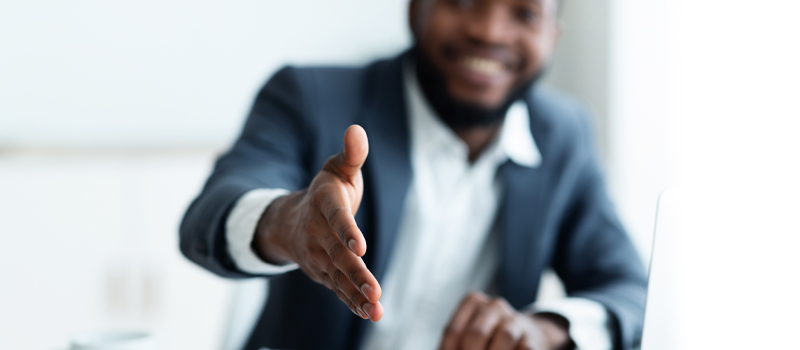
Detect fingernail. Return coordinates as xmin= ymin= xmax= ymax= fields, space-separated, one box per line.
xmin=361 ymin=283 xmax=373 ymax=298
xmin=348 ymin=239 xmax=357 ymax=252
xmin=362 ymin=303 xmax=375 ymax=318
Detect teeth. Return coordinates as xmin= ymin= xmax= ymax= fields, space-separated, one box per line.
xmin=459 ymin=56 xmax=504 ymax=75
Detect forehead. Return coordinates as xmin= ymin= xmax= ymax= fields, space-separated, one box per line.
xmin=419 ymin=0 xmax=559 ymax=14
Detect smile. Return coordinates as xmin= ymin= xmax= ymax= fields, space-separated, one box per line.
xmin=458 ymin=55 xmax=506 ymax=76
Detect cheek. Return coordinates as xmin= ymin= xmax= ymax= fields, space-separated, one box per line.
xmin=420 ymin=13 xmax=457 ymax=54
xmin=517 ymin=39 xmax=552 ymax=82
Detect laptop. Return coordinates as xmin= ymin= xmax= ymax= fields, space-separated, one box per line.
xmin=639 ymin=187 xmax=800 ymax=349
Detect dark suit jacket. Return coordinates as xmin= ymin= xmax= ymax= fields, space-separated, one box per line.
xmin=180 ymin=52 xmax=647 ymax=350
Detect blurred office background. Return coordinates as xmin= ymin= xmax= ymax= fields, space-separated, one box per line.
xmin=1 ymin=0 xmax=798 ymax=349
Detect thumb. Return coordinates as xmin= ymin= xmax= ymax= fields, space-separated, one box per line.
xmin=327 ymin=124 xmax=369 ymax=180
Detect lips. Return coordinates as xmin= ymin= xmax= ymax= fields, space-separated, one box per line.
xmin=434 ymin=43 xmax=519 ymax=91
xmin=458 ymin=55 xmax=505 ymax=75
xmin=448 ymin=53 xmax=515 ymax=89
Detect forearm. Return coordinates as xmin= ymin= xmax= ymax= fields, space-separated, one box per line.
xmin=179 ymin=176 xmax=261 ymax=278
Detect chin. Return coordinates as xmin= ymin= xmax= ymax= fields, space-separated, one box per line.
xmin=446 ymin=86 xmax=508 ymax=110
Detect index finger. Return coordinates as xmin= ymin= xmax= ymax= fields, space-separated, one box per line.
xmin=317 ymin=225 xmax=382 ymax=303
xmin=317 ymin=185 xmax=367 ymax=256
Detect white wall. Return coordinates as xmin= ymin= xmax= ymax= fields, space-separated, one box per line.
xmin=0 ymin=0 xmax=410 ymax=149
xmin=606 ymin=0 xmax=678 ymax=261
xmin=543 ymin=0 xmax=612 ymax=163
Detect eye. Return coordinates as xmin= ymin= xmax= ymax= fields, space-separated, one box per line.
xmin=448 ymin=0 xmax=473 ymax=8
xmin=516 ymin=8 xmax=540 ymax=23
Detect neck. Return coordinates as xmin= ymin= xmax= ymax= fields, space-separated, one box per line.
xmin=452 ymin=121 xmax=503 ymax=163
xmin=410 ymin=47 xmax=539 ymax=163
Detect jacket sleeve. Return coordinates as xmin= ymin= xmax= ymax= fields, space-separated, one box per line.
xmin=179 ymin=66 xmax=312 ymax=279
xmin=552 ymin=109 xmax=648 ymax=350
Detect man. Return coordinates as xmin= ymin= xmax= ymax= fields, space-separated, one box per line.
xmin=180 ymin=0 xmax=647 ymax=349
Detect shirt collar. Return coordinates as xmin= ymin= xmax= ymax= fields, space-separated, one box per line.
xmin=402 ymin=60 xmax=542 ymax=168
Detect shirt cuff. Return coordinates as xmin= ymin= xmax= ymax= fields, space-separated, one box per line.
xmin=225 ymin=188 xmax=299 ymax=275
xmin=527 ymin=297 xmax=612 ymax=350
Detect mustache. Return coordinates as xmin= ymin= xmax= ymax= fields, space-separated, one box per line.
xmin=441 ymin=41 xmax=524 ymax=72
xmin=411 ymin=46 xmax=540 ymax=130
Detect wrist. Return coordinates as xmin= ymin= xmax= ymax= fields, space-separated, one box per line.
xmin=253 ymin=191 xmax=299 ymax=265
xmin=532 ymin=313 xmax=575 ymax=350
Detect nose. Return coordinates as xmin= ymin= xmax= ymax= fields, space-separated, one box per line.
xmin=463 ymin=4 xmax=513 ymax=46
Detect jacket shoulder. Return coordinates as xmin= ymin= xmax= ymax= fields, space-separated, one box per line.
xmin=527 ymin=86 xmax=600 ymax=169
xmin=278 ymin=55 xmax=401 ymax=98
xmin=278 ymin=62 xmax=373 ymax=98
xmin=262 ymin=59 xmax=396 ymax=170
xmin=530 ymin=86 xmax=593 ymax=134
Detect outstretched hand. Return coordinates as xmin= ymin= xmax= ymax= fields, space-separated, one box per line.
xmin=253 ymin=125 xmax=383 ymax=321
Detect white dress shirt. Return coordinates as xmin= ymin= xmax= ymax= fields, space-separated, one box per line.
xmin=225 ymin=62 xmax=612 ymax=350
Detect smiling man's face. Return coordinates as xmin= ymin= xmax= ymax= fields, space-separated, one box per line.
xmin=411 ymin=0 xmax=560 ymax=110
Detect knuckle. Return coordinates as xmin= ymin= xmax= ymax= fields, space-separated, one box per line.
xmin=347 ymin=269 xmax=360 ymax=285
xmin=327 ymin=240 xmax=341 ymax=262
xmin=327 ymin=206 xmax=348 ymax=227
xmin=335 ymin=289 xmax=348 ymax=303
xmin=318 ymin=270 xmax=330 ymax=281
xmin=331 ymin=269 xmax=344 ymax=288
xmin=465 ymin=327 xmax=488 ymax=341
xmin=444 ymin=325 xmax=460 ymax=337
xmin=497 ymin=325 xmax=515 ymax=341
xmin=493 ymin=297 xmax=514 ymax=313
xmin=467 ymin=291 xmax=485 ymax=302
xmin=489 ymin=297 xmax=507 ymax=310
xmin=324 ymin=261 xmax=336 ymax=275
xmin=352 ymin=291 xmax=366 ymax=305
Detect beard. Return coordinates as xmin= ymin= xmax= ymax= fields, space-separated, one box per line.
xmin=412 ymin=46 xmax=542 ymax=130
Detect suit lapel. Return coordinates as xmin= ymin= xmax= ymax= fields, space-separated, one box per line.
xmin=496 ymin=162 xmax=544 ymax=309
xmin=496 ymin=95 xmax=552 ymax=309
xmin=360 ymin=55 xmax=412 ymax=283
